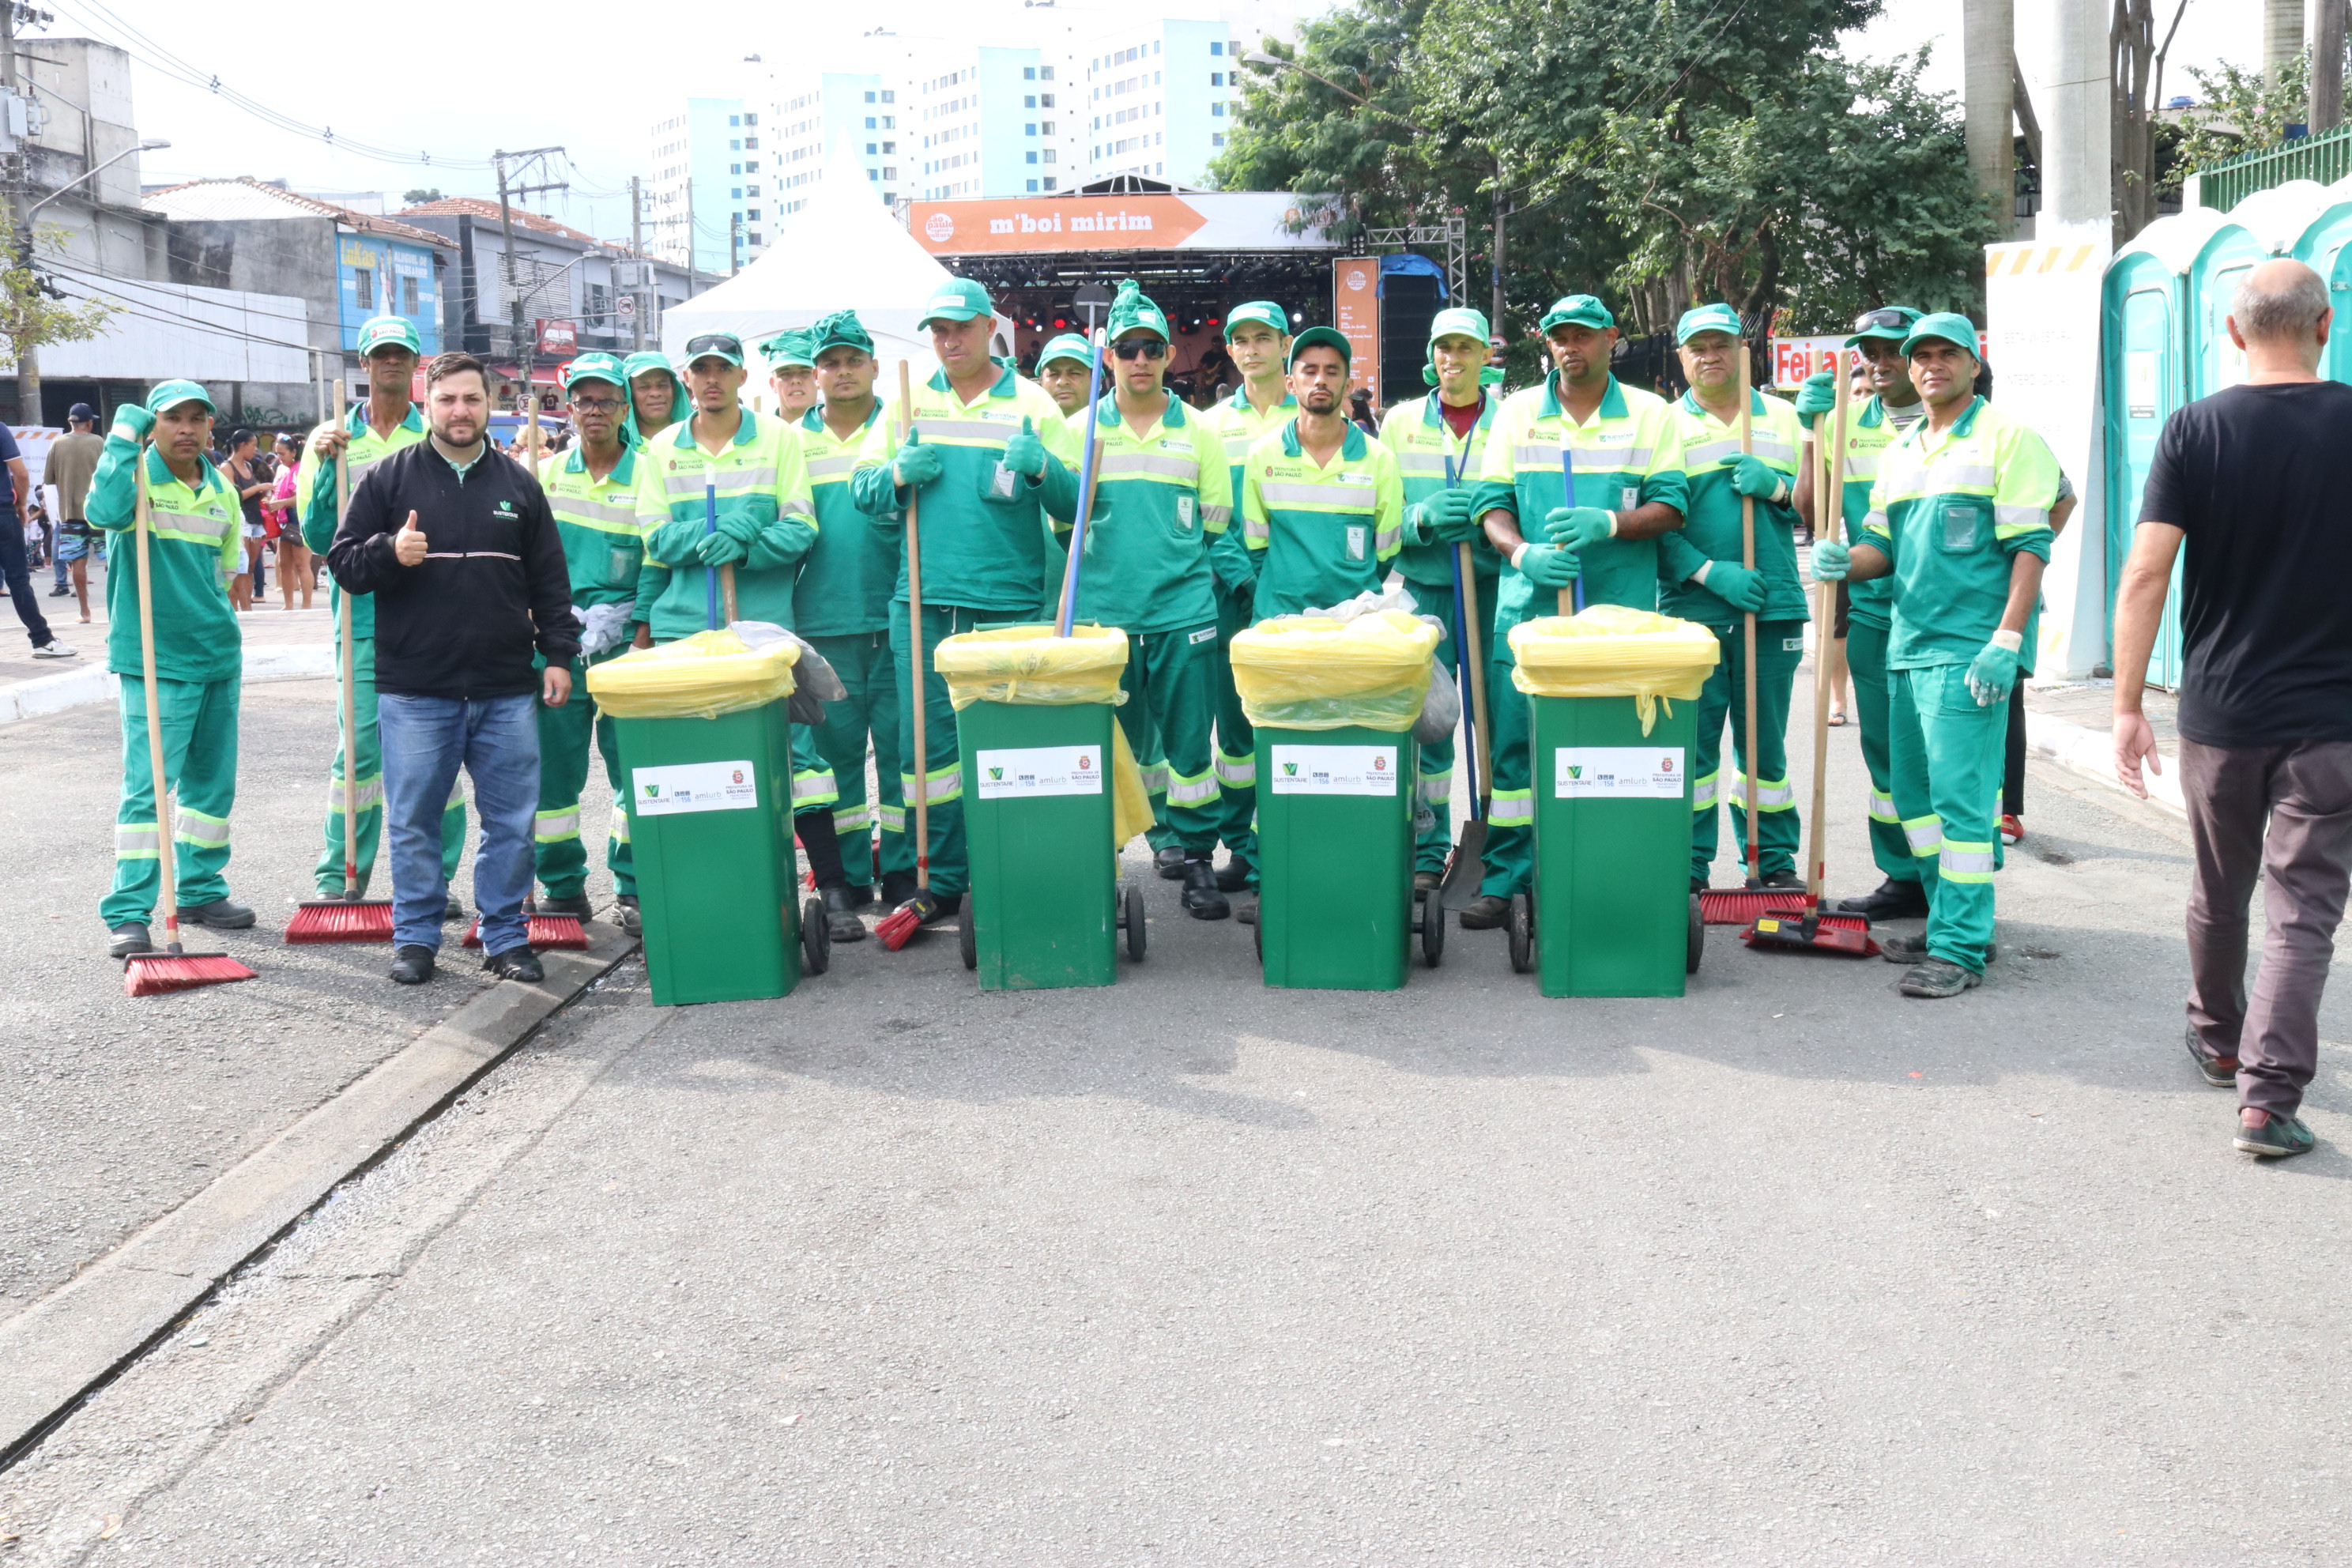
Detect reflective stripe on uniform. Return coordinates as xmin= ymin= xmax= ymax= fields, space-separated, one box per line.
xmin=1488 ymin=787 xmax=1533 ymax=827
xmin=149 ymin=506 xmax=233 ymax=541
xmin=663 ymin=466 xmax=781 ymax=496
xmin=877 ymin=802 xmax=908 ymax=833
xmin=1215 ymin=748 xmax=1256 ymax=788
xmin=1416 ymin=764 xmax=1452 ymax=804
xmin=1394 ymin=451 xmax=1449 ymax=475
xmin=1868 ymin=787 xmax=1898 ymax=824
xmin=1261 ymin=481 xmax=1375 ymax=509
xmin=1167 ymin=767 xmax=1220 ymax=806
xmin=174 ymin=807 xmax=231 ymax=847
xmin=1684 ymin=435 xmax=1797 ymax=468
xmin=1940 ymin=839 xmax=1996 ymax=881
xmin=1993 ymin=503 xmax=2049 ymax=536
xmin=912 ymin=418 xmax=1010 ymax=443
xmin=1242 ymin=517 xmax=1270 ymax=542
xmin=833 ymin=803 xmax=873 ymax=834
xmin=115 ymin=821 xmax=160 ymax=859
xmin=1201 ymin=504 xmax=1231 ymax=526
xmin=1098 ymin=451 xmax=1199 ymax=481
xmin=326 ymin=775 xmax=387 ymax=813
xmin=447 ymin=782 xmax=467 ymax=811
xmin=791 ymin=768 xmax=840 ymax=808
xmin=1690 ymin=769 xmax=1721 ymax=811
xmin=1729 ymin=770 xmax=1796 ymax=810
xmin=550 ymin=496 xmax=643 ymax=533
xmin=1136 ymin=760 xmax=1170 ymax=795
xmin=806 ymin=454 xmax=861 ymax=479
xmin=1903 ymin=812 xmax=1943 ymax=856
xmin=1512 ymin=443 xmax=1652 ymax=470
xmin=898 ymin=764 xmax=963 ymax=805
xmin=534 ymin=806 xmax=582 ymax=843
xmin=609 ymin=794 xmax=631 ymax=843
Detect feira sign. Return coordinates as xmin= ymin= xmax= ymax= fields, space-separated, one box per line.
xmin=910 ymin=192 xmax=1340 ymax=256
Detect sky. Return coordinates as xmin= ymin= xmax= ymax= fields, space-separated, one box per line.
xmin=71 ymin=0 xmax=2268 ymax=238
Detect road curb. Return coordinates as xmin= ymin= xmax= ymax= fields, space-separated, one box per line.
xmin=0 ymin=925 xmax=637 ymax=1468
xmin=0 ymin=643 xmax=334 ymax=725
xmin=2024 ymin=704 xmax=2184 ymax=817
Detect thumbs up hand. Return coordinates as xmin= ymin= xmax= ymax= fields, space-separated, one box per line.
xmin=1002 ymin=414 xmax=1050 ymax=479
xmin=394 ymin=511 xmax=428 ymax=567
xmin=891 ymin=429 xmax=942 ymax=490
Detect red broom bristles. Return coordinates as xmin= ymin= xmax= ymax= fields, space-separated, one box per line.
xmin=124 ymin=950 xmax=257 ymax=996
xmin=875 ymin=903 xmax=922 ymax=951
xmin=284 ymin=896 xmax=395 ymax=944
xmin=461 ymin=914 xmax=589 ymax=950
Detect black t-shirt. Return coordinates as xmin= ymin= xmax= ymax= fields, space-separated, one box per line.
xmin=2139 ymin=380 xmax=2352 ymax=748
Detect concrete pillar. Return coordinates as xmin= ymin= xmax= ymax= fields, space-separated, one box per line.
xmin=2267 ymin=0 xmax=2305 ymax=89
xmin=2040 ymin=0 xmax=2113 ymax=239
xmin=1964 ymin=0 xmax=2016 ymax=239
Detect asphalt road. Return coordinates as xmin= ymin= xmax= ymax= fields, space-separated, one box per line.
xmin=5 ymin=676 xmax=2347 ymax=1563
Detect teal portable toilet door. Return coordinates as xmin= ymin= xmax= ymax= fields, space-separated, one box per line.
xmin=2331 ymin=240 xmax=2352 ymax=383
xmin=2111 ymin=283 xmax=2188 ymax=688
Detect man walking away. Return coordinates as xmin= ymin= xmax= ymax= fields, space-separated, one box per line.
xmin=328 ymin=352 xmax=581 ymax=987
xmin=2116 ymin=258 xmax=2352 ymax=1159
xmin=0 ymin=394 xmax=70 ymax=658
xmin=46 ymin=404 xmax=102 ymax=609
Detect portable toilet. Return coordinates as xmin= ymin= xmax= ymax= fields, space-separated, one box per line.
xmin=2190 ymin=182 xmax=2331 ymax=399
xmin=2101 ymin=205 xmax=2226 ymax=689
xmin=2292 ymin=175 xmax=2352 ymax=383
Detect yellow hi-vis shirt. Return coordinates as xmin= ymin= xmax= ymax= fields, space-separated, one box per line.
xmin=1238 ymin=417 xmax=1406 ymax=619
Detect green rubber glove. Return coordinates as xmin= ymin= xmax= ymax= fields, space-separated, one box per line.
xmin=1793 ymin=370 xmax=1837 ymax=430
xmin=111 ymin=403 xmax=156 ymax=444
xmin=694 ymin=530 xmax=747 ymax=567
xmin=891 ymin=430 xmax=942 ymax=490
xmin=1421 ymin=486 xmax=1479 ymax=542
xmin=717 ymin=509 xmax=763 ymax=546
xmin=1730 ymin=456 xmax=1788 ymax=504
xmin=1001 ymin=415 xmax=1049 ymax=479
xmin=1517 ymin=542 xmax=1581 ymax=588
xmin=1966 ymin=637 xmax=2021 ymax=707
xmin=1703 ymin=560 xmax=1766 ymax=612
xmin=1809 ymin=539 xmax=1851 ymax=582
xmin=1540 ymin=505 xmax=1614 ymax=551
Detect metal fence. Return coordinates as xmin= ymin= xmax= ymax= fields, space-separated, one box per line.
xmin=2195 ymin=123 xmax=2352 ymax=210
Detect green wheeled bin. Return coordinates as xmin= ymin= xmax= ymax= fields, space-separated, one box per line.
xmin=1231 ymin=610 xmax=1445 ymax=991
xmin=1506 ymin=608 xmax=1722 ymax=998
xmin=590 ymin=632 xmax=829 ymax=1006
xmin=937 ymin=624 xmax=1145 ymax=990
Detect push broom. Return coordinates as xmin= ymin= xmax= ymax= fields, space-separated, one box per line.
xmin=876 ymin=360 xmax=938 ymax=949
xmin=124 ymin=456 xmax=257 ymax=996
xmin=463 ymin=394 xmax=587 ymax=951
xmin=1438 ymin=453 xmax=1494 ymax=909
xmin=1747 ymin=353 xmax=1875 ymax=955
xmin=286 ymin=408 xmax=394 ymax=943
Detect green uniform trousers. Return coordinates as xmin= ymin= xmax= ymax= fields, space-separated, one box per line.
xmin=805 ymin=631 xmax=912 ymax=888
xmin=1400 ymin=575 xmax=1497 ymax=876
xmin=1478 ymin=631 xmax=1536 ymax=899
xmin=1210 ymin=579 xmax=1258 ymax=873
xmin=532 ymin=646 xmax=632 ymax=902
xmin=1114 ymin=623 xmax=1223 ymax=855
xmin=104 ymin=674 xmax=239 ymax=927
xmin=318 ymin=635 xmax=464 ymax=897
xmin=892 ymin=602 xmax=1015 ymax=899
xmin=1691 ymin=619 xmax=1804 ymax=883
xmin=1845 ymin=618 xmax=1920 ymax=886
xmin=1140 ymin=718 xmax=1180 ymax=853
xmin=1889 ymin=662 xmax=2004 ymax=972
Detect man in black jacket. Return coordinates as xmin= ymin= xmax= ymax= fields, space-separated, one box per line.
xmin=329 ymin=352 xmax=581 ymax=985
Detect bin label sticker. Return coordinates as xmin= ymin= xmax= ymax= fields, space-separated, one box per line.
xmin=1268 ymin=744 xmax=1400 ymax=796
xmin=1553 ymin=746 xmax=1686 ymax=800
xmin=632 ymin=760 xmax=760 ymax=816
xmin=974 ymin=745 xmax=1102 ymax=798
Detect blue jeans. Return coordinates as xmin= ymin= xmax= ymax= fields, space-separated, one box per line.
xmin=377 ymin=692 xmax=541 ymax=953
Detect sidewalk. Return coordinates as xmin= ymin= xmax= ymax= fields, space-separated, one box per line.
xmin=2023 ymin=677 xmax=2184 ymax=816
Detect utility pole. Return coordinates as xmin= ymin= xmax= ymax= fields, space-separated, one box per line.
xmin=1489 ymin=163 xmax=1507 ymax=349
xmin=2316 ymin=0 xmax=2347 ymax=134
xmin=628 ymin=175 xmax=645 ymax=352
xmin=2 ymin=0 xmax=38 ymax=424
xmin=685 ymin=179 xmax=699 ymax=298
xmin=1962 ymin=0 xmax=2015 ymax=240
xmin=2264 ymin=0 xmax=2305 ymax=90
xmin=493 ymin=146 xmax=567 ymax=421
xmin=730 ymin=211 xmax=742 ymax=277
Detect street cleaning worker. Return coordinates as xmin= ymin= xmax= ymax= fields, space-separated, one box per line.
xmin=1464 ymin=294 xmax=1688 ymax=929
xmin=1197 ymin=300 xmax=1301 ymax=891
xmin=631 ymin=331 xmax=857 ymax=904
xmin=1035 ymin=333 xmax=1095 ymax=416
xmin=1379 ymin=305 xmax=1503 ymax=895
xmin=793 ymin=309 xmax=914 ymax=937
xmin=1238 ymin=324 xmax=1405 ymax=614
xmin=622 ymin=350 xmax=686 ymax=447
xmin=89 ymin=383 xmax=253 ymax=958
xmin=850 ymin=277 xmax=1081 ymax=931
xmin=1057 ymin=279 xmax=1237 ymax=921
xmin=298 ymin=315 xmax=465 ymax=919
xmin=763 ymin=328 xmax=819 ymax=423
xmin=1656 ymin=303 xmax=1807 ymax=893
xmin=1793 ymin=305 xmax=1931 ymax=922
xmin=531 ymin=352 xmax=645 ymax=934
xmin=1810 ymin=311 xmax=2062 ymax=999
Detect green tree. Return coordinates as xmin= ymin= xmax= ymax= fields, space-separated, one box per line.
xmin=2169 ymin=55 xmax=2311 ymax=190
xmin=0 ymin=209 xmax=119 ymax=376
xmin=402 ymin=187 xmax=444 ymax=206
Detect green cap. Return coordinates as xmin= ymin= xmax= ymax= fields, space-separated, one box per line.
xmin=918 ymin=277 xmax=993 ymax=326
xmin=758 ymin=328 xmax=815 ymax=370
xmin=564 ymin=352 xmax=628 ymax=393
xmin=1539 ymin=294 xmax=1615 ymax=332
xmin=145 ymin=379 xmax=216 ymax=417
xmin=1427 ymin=306 xmax=1490 ymax=351
xmin=809 ymin=309 xmax=874 ymax=357
xmin=356 ymin=315 xmax=423 ymax=358
xmin=1902 ymin=311 xmax=1981 ymax=360
xmin=679 ymin=331 xmax=746 ymax=368
xmin=1845 ymin=305 xmax=1924 ymax=349
xmin=1675 ymin=303 xmax=1744 ymax=344
xmin=1037 ymin=332 xmax=1093 ymax=370
xmin=1106 ymin=277 xmax=1172 ymax=343
xmin=1224 ymin=300 xmax=1290 ymax=340
xmin=1287 ymin=325 xmax=1353 ymax=369
xmin=620 ymin=351 xmax=688 ymax=446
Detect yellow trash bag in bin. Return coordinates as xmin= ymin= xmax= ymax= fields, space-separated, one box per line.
xmin=933 ymin=623 xmax=1130 ymax=710
xmin=1507 ymin=605 xmax=1721 ymax=734
xmin=1229 ymin=609 xmax=1442 ymax=733
xmin=584 ymin=628 xmax=799 ymax=720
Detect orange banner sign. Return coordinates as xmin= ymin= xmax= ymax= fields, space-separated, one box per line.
xmin=1332 ymin=258 xmax=1380 ymax=396
xmin=914 ymin=196 xmax=1208 ymax=254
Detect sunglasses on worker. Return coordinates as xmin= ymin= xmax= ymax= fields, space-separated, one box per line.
xmin=1852 ymin=308 xmax=1913 ymax=332
xmin=684 ymin=334 xmax=742 ymax=358
xmin=1112 ymin=339 xmax=1167 ymax=361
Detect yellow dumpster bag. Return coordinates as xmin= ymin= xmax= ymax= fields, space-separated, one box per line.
xmin=1228 ymin=609 xmax=1442 ymax=733
xmin=583 ymin=628 xmax=799 ymax=720
xmin=1110 ymin=726 xmax=1155 ymax=847
xmin=1507 ymin=605 xmax=1721 ymax=734
xmin=933 ymin=623 xmax=1130 ymax=710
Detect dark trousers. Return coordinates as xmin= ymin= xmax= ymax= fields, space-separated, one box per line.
xmin=2003 ymin=684 xmax=2027 ymax=816
xmin=0 ymin=504 xmax=52 ymax=649
xmin=2181 ymin=738 xmax=2352 ymax=1118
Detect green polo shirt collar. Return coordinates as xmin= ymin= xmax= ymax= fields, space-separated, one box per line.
xmin=801 ymin=401 xmax=883 ymax=436
xmin=1278 ymin=416 xmax=1368 ymax=463
xmin=562 ymin=443 xmax=638 ymax=486
xmin=1539 ymin=371 xmax=1629 ymax=422
xmin=669 ymin=405 xmax=759 ymax=450
xmin=1227 ymin=386 xmax=1295 ymax=416
xmin=1095 ymin=390 xmax=1189 ymax=430
xmin=344 ymin=401 xmax=424 ymax=438
xmin=1675 ymin=387 xmax=1770 ymax=420
xmin=925 ymin=363 xmax=1021 ymax=401
xmin=143 ymin=445 xmax=225 ymax=496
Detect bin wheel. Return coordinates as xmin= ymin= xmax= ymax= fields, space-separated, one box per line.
xmin=1687 ymin=892 xmax=1704 ymax=974
xmin=959 ymin=904 xmax=978 ymax=971
xmin=1419 ymin=891 xmax=1446 ymax=968
xmin=1122 ymin=879 xmax=1147 ymax=962
xmin=800 ymin=895 xmax=830 ymax=977
xmin=1507 ymin=891 xmax=1535 ymax=974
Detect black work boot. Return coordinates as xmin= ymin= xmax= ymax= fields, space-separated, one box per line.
xmin=1215 ymin=857 xmax=1254 ymax=893
xmin=390 ymin=944 xmax=435 ymax=986
xmin=537 ymin=891 xmax=594 ymax=920
xmin=1838 ymin=876 xmax=1930 ymax=921
xmin=1459 ymin=894 xmax=1510 ymax=930
xmin=614 ymin=895 xmax=642 ymax=935
xmin=797 ymin=808 xmax=848 ymax=889
xmin=880 ymin=869 xmax=921 ymax=909
xmin=108 ymin=922 xmax=154 ymax=959
xmin=177 ymin=898 xmax=255 ymax=929
xmin=1180 ymin=857 xmax=1231 ymax=920
xmin=820 ymin=883 xmax=869 ymax=942
xmin=1154 ymin=845 xmax=1188 ymax=880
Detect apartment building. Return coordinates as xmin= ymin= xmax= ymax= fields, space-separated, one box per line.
xmin=644 ymin=96 xmax=764 ymax=277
